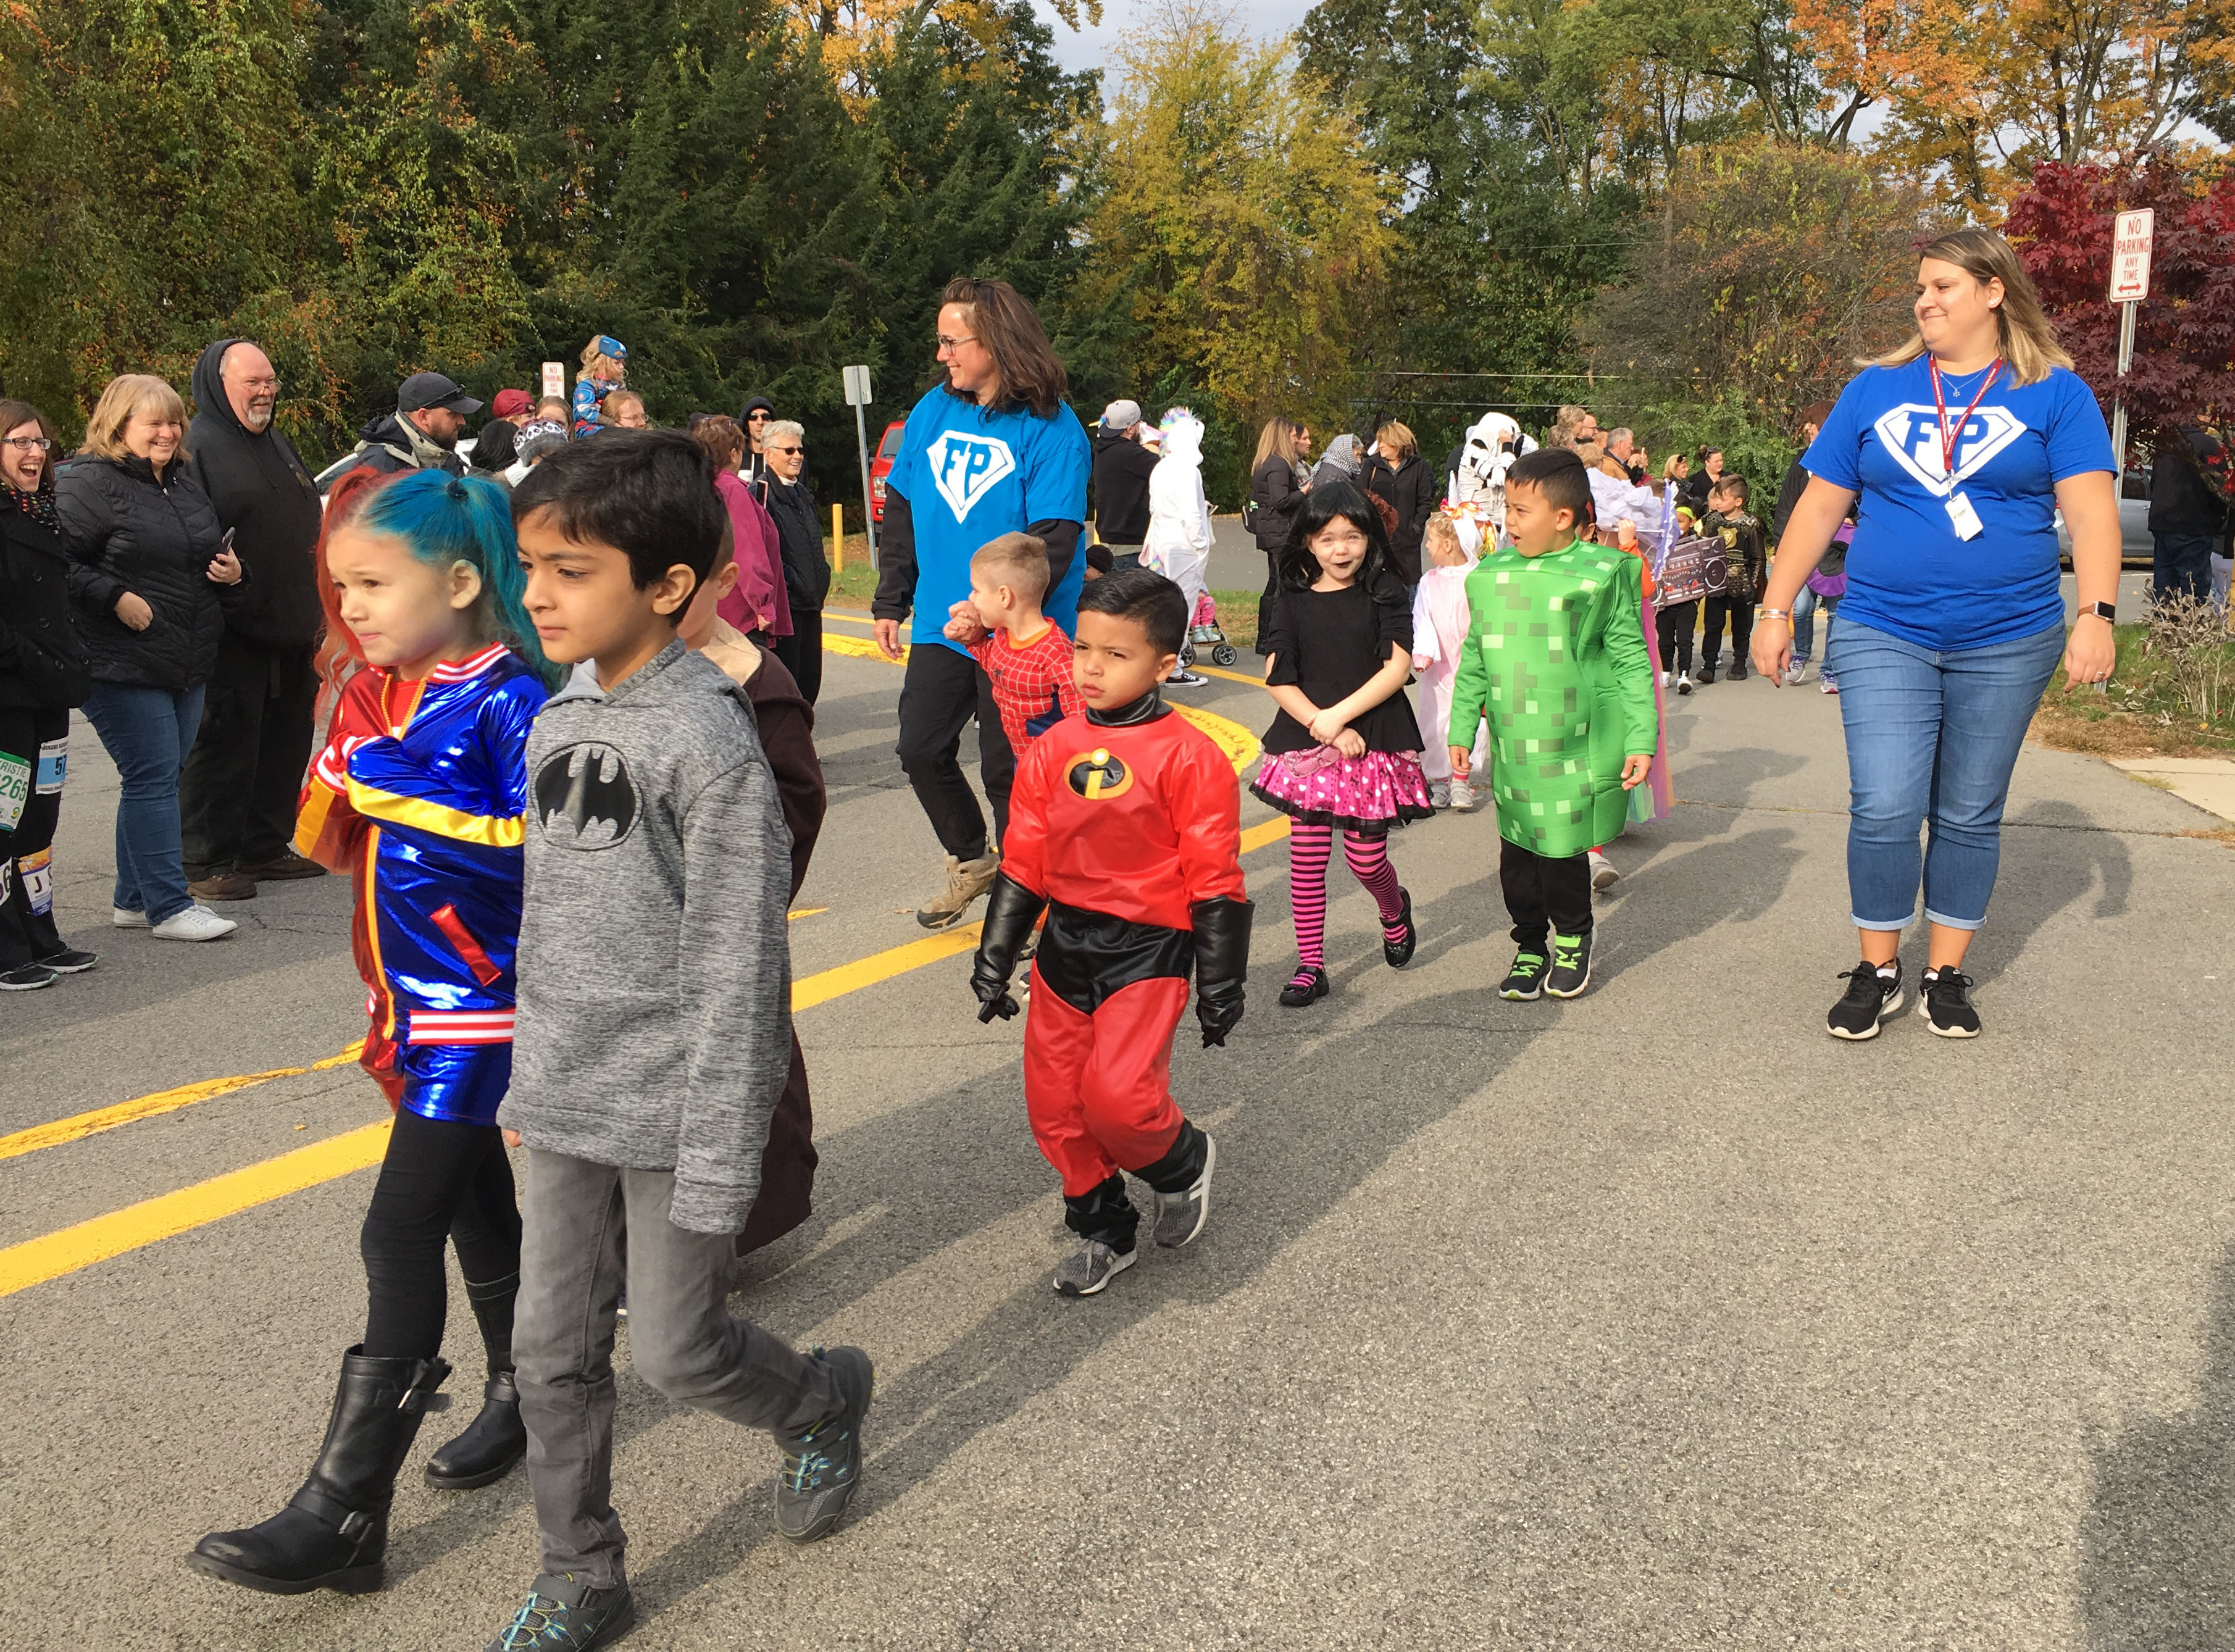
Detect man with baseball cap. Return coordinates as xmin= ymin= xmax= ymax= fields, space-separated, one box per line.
xmin=1090 ymin=398 xmax=1157 ymax=571
xmin=321 ymin=371 xmax=482 ymax=490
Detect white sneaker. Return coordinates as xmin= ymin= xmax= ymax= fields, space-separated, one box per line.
xmin=112 ymin=907 xmax=151 ymax=929
xmin=1676 ymin=671 xmax=1694 ymax=696
xmin=1448 ymin=778 xmax=1480 ymax=813
xmin=1589 ymin=849 xmax=1619 ymax=891
xmin=1783 ymin=661 xmax=1809 ymax=686
xmin=1658 ymin=670 xmax=1671 ymax=687
xmin=151 ymin=903 xmax=238 ymax=942
xmin=1429 ymin=779 xmax=1452 ymax=810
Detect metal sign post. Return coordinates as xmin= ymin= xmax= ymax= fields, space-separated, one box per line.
xmin=2107 ymin=208 xmax=2154 ymax=478
xmin=842 ymin=365 xmax=877 ymax=562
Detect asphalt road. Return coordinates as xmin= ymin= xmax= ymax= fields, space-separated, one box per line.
xmin=2 ymin=625 xmax=2231 ymax=1651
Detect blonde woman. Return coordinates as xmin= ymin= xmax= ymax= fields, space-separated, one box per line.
xmin=57 ymin=375 xmax=244 ymax=941
xmin=1363 ymin=419 xmax=1434 ymax=582
xmin=1755 ymin=227 xmax=2120 ymax=1040
xmin=1250 ymin=415 xmax=1313 ymax=649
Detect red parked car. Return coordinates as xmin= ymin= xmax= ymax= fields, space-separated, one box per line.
xmin=868 ymin=419 xmax=904 ymax=523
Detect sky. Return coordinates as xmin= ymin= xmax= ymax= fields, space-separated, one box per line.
xmin=1036 ymin=0 xmax=1316 ymax=75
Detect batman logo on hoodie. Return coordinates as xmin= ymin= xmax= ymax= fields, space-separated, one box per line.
xmin=535 ymin=742 xmax=640 ymax=848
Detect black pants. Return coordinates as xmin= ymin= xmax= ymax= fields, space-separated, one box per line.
xmin=1065 ymin=1119 xmax=1209 ymax=1253
xmin=0 ymin=706 xmax=70 ymax=970
xmin=773 ymin=607 xmax=824 ymax=705
xmin=1500 ymin=838 xmax=1594 ymax=951
xmin=1700 ymin=594 xmax=1755 ymax=670
xmin=1655 ymin=602 xmax=1698 ymax=675
xmin=1257 ymin=551 xmax=1281 ymax=654
xmin=895 ymin=638 xmax=1016 ymax=861
xmin=360 ymin=1107 xmax=522 ymax=1363
xmin=180 ymin=633 xmax=318 ymax=877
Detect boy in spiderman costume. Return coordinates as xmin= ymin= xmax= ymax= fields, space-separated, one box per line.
xmin=969 ymin=567 xmax=1252 ymax=1296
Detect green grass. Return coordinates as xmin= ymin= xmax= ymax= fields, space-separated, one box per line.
xmin=2029 ymin=620 xmax=2235 ymax=759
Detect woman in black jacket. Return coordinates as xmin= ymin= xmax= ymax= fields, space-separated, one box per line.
xmin=1363 ymin=420 xmax=1436 ymax=584
xmin=1249 ymin=416 xmax=1312 ymax=653
xmin=0 ymin=399 xmax=98 ymax=987
xmin=758 ymin=419 xmax=833 ymax=703
xmin=57 ymin=374 xmax=245 ymax=943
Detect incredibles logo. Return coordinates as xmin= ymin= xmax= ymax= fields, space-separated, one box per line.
xmin=1064 ymin=746 xmax=1135 ymax=801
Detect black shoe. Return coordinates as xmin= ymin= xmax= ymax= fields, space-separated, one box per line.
xmin=38 ymin=947 xmax=98 ymax=973
xmin=1498 ymin=950 xmax=1547 ymax=1000
xmin=0 ymin=962 xmax=57 ymax=990
xmin=425 ymin=1371 xmax=526 ymax=1490
xmin=1918 ymin=967 xmax=1981 ymax=1038
xmin=1826 ymin=960 xmax=1903 ymax=1040
xmin=1698 ymin=664 xmax=1718 ymax=685
xmin=487 ymin=1573 xmax=636 ymax=1651
xmin=1544 ymin=930 xmax=1594 ymax=998
xmin=1381 ymin=888 xmax=1416 ymax=968
xmin=774 ymin=1346 xmax=874 ymax=1543
xmin=1277 ymin=965 xmax=1328 ymax=1008
xmin=187 ymin=1349 xmax=449 ymax=1595
xmin=1729 ymin=662 xmax=1748 ymax=682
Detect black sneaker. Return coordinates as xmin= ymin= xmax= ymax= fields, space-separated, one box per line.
xmin=40 ymin=948 xmax=98 ymax=974
xmin=1498 ymin=951 xmax=1547 ymax=1000
xmin=1918 ymin=968 xmax=1981 ymax=1038
xmin=1278 ymin=965 xmax=1328 ymax=1008
xmin=1827 ymin=961 xmax=1903 ymax=1039
xmin=1381 ymin=888 xmax=1416 ymax=968
xmin=0 ymin=962 xmax=57 ymax=991
xmin=1544 ymin=930 xmax=1594 ymax=998
xmin=774 ymin=1346 xmax=874 ymax=1543
xmin=485 ymin=1573 xmax=635 ymax=1651
xmin=1698 ymin=664 xmax=1718 ymax=685
xmin=1728 ymin=662 xmax=1748 ymax=682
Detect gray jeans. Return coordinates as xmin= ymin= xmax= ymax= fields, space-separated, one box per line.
xmin=514 ymin=1148 xmax=840 ymax=1587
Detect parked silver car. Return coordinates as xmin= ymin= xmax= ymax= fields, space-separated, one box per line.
xmin=2057 ymin=464 xmax=2155 ymax=565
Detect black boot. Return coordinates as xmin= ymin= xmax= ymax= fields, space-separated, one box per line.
xmin=188 ymin=1348 xmax=449 ymax=1595
xmin=427 ymin=1274 xmax=527 ymax=1490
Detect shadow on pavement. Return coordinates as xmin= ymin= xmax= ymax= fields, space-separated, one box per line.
xmin=2078 ymin=1240 xmax=2235 ymax=1652
xmin=1968 ymin=798 xmax=2132 ymax=988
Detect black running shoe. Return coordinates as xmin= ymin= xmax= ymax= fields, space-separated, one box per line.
xmin=1382 ymin=889 xmax=1416 ymax=968
xmin=1544 ymin=930 xmax=1594 ymax=998
xmin=1918 ymin=968 xmax=1981 ymax=1038
xmin=1498 ymin=950 xmax=1547 ymax=1001
xmin=1827 ymin=960 xmax=1903 ymax=1040
xmin=1278 ymin=966 xmax=1328 ymax=1008
xmin=774 ymin=1346 xmax=874 ymax=1543
xmin=486 ymin=1573 xmax=635 ymax=1651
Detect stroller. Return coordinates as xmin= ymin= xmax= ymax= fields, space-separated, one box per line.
xmin=1183 ymin=589 xmax=1239 ymax=669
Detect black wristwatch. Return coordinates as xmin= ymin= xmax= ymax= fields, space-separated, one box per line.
xmin=2083 ymin=600 xmax=2116 ymax=623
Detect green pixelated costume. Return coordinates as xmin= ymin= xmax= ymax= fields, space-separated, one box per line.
xmin=1447 ymin=540 xmax=1660 ymax=859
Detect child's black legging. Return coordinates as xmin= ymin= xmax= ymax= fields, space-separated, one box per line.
xmin=359 ymin=1108 xmax=520 ymax=1362
xmin=1655 ymin=601 xmax=1698 ymax=674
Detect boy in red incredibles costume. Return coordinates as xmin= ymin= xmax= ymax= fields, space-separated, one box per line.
xmin=969 ymin=567 xmax=1251 ymax=1297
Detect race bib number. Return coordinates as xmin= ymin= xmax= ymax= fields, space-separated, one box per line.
xmin=35 ymin=735 xmax=65 ymax=793
xmin=0 ymin=751 xmax=28 ymax=833
xmin=19 ymin=846 xmax=51 ymax=914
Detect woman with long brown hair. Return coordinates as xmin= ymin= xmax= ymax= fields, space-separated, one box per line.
xmin=1249 ymin=415 xmax=1313 ymax=650
xmin=1754 ymin=227 xmax=2120 ymax=1040
xmin=869 ymin=275 xmax=1093 ymax=930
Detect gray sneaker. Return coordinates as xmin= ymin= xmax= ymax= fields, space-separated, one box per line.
xmin=773 ymin=1346 xmax=874 ymax=1543
xmin=1052 ymin=1240 xmax=1137 ymax=1297
xmin=915 ymin=852 xmax=1000 ymax=930
xmin=1151 ymin=1135 xmax=1216 ymax=1249
xmin=1783 ymin=660 xmax=1810 ymax=686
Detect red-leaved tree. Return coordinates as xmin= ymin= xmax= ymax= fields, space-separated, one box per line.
xmin=2004 ymin=159 xmax=2235 ymax=503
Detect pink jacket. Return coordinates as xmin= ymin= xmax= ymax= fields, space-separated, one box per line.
xmin=714 ymin=470 xmax=793 ymax=640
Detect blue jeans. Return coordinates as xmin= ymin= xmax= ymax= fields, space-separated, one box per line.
xmin=1829 ymin=618 xmax=2064 ymax=932
xmin=2152 ymin=532 xmax=2220 ymax=605
xmin=81 ymin=682 xmax=207 ymax=924
xmin=1792 ymin=583 xmax=1839 ymax=667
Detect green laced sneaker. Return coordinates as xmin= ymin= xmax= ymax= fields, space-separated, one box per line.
xmin=1498 ymin=951 xmax=1548 ymax=1001
xmin=1545 ymin=930 xmax=1594 ymax=998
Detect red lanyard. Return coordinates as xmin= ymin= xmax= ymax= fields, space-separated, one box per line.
xmin=1929 ymin=357 xmax=2001 ymax=478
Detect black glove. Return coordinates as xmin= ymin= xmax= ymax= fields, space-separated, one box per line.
xmin=1190 ymin=895 xmax=1253 ymax=1048
xmin=970 ymin=872 xmax=1046 ymax=1025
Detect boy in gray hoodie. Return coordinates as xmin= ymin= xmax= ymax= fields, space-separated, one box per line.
xmin=487 ymin=431 xmax=872 ymax=1652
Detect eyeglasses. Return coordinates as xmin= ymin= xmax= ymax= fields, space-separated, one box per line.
xmin=234 ymin=376 xmax=279 ymax=393
xmin=936 ymin=335 xmax=980 ymax=352
xmin=2 ymin=435 xmax=53 ymax=452
xmin=746 ymin=411 xmax=770 ymax=421
xmin=771 ymin=444 xmax=803 ymax=454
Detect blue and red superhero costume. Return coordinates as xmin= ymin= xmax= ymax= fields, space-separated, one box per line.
xmin=969 ymin=688 xmax=1252 ymax=1252
xmin=296 ymin=641 xmax=548 ymax=1122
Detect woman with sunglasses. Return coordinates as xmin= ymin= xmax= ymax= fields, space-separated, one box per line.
xmin=758 ymin=419 xmax=830 ymax=703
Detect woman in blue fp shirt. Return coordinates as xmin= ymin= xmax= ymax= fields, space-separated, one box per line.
xmin=1753 ymin=227 xmax=2121 ymax=1041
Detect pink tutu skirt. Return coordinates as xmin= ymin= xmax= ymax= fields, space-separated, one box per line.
xmin=1249 ymin=746 xmax=1435 ymax=832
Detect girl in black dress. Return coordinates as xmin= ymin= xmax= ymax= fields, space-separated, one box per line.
xmin=1251 ymin=480 xmax=1433 ymax=1009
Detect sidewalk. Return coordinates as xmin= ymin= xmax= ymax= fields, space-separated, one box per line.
xmin=2107 ymin=756 xmax=2235 ymax=823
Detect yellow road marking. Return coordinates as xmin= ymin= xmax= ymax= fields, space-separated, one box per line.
xmin=824 ymin=630 xmax=907 ymax=664
xmin=0 ymin=1042 xmax=367 ymax=1164
xmin=0 ymin=1120 xmax=393 ymax=1299
xmin=1240 ymin=817 xmax=1292 ymax=854
xmin=787 ymin=907 xmax=828 ymax=920
xmin=794 ymin=924 xmax=982 ymax=1012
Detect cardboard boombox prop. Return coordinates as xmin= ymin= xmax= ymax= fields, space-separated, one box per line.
xmin=1653 ymin=533 xmax=1729 ymax=608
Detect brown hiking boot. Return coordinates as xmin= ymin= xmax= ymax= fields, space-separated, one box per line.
xmin=188 ymin=870 xmax=258 ymax=901
xmin=914 ymin=852 xmax=1000 ymax=930
xmin=238 ymin=849 xmax=327 ymax=881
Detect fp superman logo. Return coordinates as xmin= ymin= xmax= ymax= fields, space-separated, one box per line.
xmin=1871 ymin=404 xmax=2027 ymax=496
xmin=926 ymin=432 xmax=1017 ymax=523
xmin=1064 ymin=747 xmax=1135 ymax=801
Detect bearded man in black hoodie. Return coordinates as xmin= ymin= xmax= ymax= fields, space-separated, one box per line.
xmin=178 ymin=340 xmax=329 ymax=898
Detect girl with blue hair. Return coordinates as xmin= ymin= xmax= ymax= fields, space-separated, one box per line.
xmin=190 ymin=469 xmax=558 ymax=1598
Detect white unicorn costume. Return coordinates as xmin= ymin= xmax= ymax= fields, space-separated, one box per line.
xmin=1142 ymin=408 xmax=1213 ymax=625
